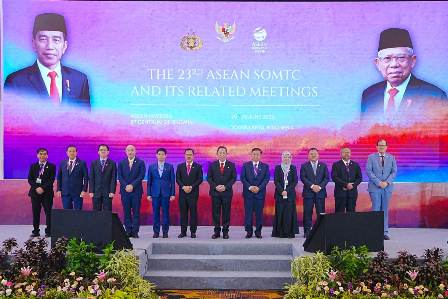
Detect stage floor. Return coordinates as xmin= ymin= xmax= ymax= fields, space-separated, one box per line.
xmin=0 ymin=225 xmax=447 ymax=258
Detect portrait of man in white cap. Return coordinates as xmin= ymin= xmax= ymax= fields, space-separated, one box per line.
xmin=4 ymin=13 xmax=90 ymax=109
xmin=361 ymin=28 xmax=446 ymax=122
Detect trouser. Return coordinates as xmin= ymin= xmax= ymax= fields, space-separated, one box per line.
xmin=152 ymin=196 xmax=170 ymax=234
xmin=62 ymin=194 xmax=83 ymax=210
xmin=31 ymin=196 xmax=53 ymax=234
xmin=212 ymin=194 xmax=232 ymax=234
xmin=121 ymin=193 xmax=142 ymax=234
xmin=93 ymin=194 xmax=112 ymax=211
xmin=335 ymin=192 xmax=357 ymax=213
xmin=369 ymin=190 xmax=392 ymax=235
xmin=303 ymin=195 xmax=325 ymax=233
xmin=244 ymin=196 xmax=265 ymax=233
xmin=179 ymin=196 xmax=198 ymax=234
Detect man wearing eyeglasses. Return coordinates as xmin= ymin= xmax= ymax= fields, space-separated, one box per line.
xmin=361 ymin=28 xmax=446 ymax=123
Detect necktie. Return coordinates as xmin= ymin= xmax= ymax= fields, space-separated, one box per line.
xmin=101 ymin=160 xmax=106 ymax=172
xmin=312 ymin=162 xmax=317 ymax=176
xmin=253 ymin=163 xmax=258 ymax=176
xmin=345 ymin=162 xmax=350 ymax=173
xmin=187 ymin=163 xmax=191 ymax=175
xmin=380 ymin=155 xmax=385 ymax=167
xmin=47 ymin=71 xmax=60 ymax=104
xmin=220 ymin=162 xmax=224 ymax=174
xmin=386 ymin=88 xmax=398 ymax=116
xmin=39 ymin=163 xmax=45 ymax=176
xmin=68 ymin=160 xmax=73 ymax=174
xmin=129 ymin=160 xmax=133 ymax=170
xmin=159 ymin=164 xmax=164 ymax=177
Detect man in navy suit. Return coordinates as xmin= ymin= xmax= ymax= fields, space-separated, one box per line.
xmin=176 ymin=148 xmax=203 ymax=238
xmin=57 ymin=145 xmax=89 ymax=210
xmin=361 ymin=28 xmax=446 ymax=123
xmin=207 ymin=146 xmax=237 ymax=239
xmin=300 ymin=148 xmax=329 ymax=238
xmin=240 ymin=148 xmax=270 ymax=238
xmin=331 ymin=147 xmax=363 ymax=213
xmin=147 ymin=148 xmax=176 ymax=238
xmin=117 ymin=145 xmax=146 ymax=238
xmin=28 ymin=148 xmax=56 ymax=238
xmin=89 ymin=144 xmax=117 ymax=211
xmin=4 ymin=13 xmax=90 ymax=109
xmin=366 ymin=139 xmax=397 ymax=240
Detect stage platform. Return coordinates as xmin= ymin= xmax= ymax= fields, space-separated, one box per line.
xmin=1 ymin=225 xmax=447 ymax=290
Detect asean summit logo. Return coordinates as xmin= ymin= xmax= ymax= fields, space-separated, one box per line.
xmin=252 ymin=27 xmax=268 ymax=54
xmin=215 ymin=21 xmax=236 ymax=43
xmin=180 ymin=32 xmax=203 ymax=51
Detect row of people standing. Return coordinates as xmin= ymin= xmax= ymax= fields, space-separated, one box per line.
xmin=27 ymin=140 xmax=396 ymax=241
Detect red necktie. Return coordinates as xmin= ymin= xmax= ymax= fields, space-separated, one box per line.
xmin=187 ymin=163 xmax=191 ymax=175
xmin=386 ymin=88 xmax=398 ymax=116
xmin=220 ymin=162 xmax=224 ymax=174
xmin=47 ymin=71 xmax=60 ymax=104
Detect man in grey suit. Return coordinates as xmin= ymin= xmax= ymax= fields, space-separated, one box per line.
xmin=366 ymin=139 xmax=397 ymax=240
xmin=89 ymin=144 xmax=117 ymax=211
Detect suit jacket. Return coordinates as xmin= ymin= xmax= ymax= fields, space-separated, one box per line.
xmin=331 ymin=160 xmax=362 ymax=198
xmin=361 ymin=74 xmax=447 ymax=121
xmin=273 ymin=165 xmax=298 ymax=202
xmin=88 ymin=158 xmax=117 ymax=198
xmin=240 ymin=161 xmax=270 ymax=200
xmin=176 ymin=162 xmax=203 ymax=200
xmin=117 ymin=157 xmax=146 ymax=196
xmin=28 ymin=161 xmax=56 ymax=198
xmin=147 ymin=162 xmax=176 ymax=198
xmin=4 ymin=62 xmax=91 ymax=109
xmin=366 ymin=152 xmax=397 ymax=193
xmin=207 ymin=160 xmax=237 ymax=197
xmin=57 ymin=158 xmax=89 ymax=196
xmin=300 ymin=161 xmax=329 ymax=198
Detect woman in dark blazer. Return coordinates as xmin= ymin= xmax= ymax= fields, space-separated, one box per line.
xmin=272 ymin=151 xmax=299 ymax=238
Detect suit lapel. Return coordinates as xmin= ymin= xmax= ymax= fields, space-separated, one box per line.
xmin=61 ymin=66 xmax=69 ymax=101
xmin=28 ymin=63 xmax=48 ymax=98
xmin=399 ymin=75 xmax=417 ymax=112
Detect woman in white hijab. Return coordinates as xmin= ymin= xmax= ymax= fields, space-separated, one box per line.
xmin=272 ymin=151 xmax=299 ymax=238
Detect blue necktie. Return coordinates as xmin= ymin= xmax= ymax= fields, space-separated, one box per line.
xmin=101 ymin=160 xmax=106 ymax=172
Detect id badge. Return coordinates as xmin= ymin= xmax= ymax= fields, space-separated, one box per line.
xmin=36 ymin=178 xmax=42 ymax=184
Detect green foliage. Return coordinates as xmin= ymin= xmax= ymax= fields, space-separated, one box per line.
xmin=418 ymin=248 xmax=447 ymax=289
xmin=362 ymin=251 xmax=393 ymax=286
xmin=291 ymin=252 xmax=331 ymax=287
xmin=64 ymin=238 xmax=100 ymax=278
xmin=105 ymin=250 xmax=157 ymax=299
xmin=329 ymin=245 xmax=371 ymax=282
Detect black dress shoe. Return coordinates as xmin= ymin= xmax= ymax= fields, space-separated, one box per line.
xmin=30 ymin=232 xmax=40 ymax=238
xmin=223 ymin=233 xmax=229 ymax=239
xmin=45 ymin=233 xmax=51 ymax=238
xmin=132 ymin=233 xmax=139 ymax=238
xmin=212 ymin=233 xmax=220 ymax=239
xmin=255 ymin=232 xmax=262 ymax=239
xmin=126 ymin=232 xmax=132 ymax=238
xmin=245 ymin=232 xmax=253 ymax=239
xmin=163 ymin=233 xmax=168 ymax=238
xmin=191 ymin=233 xmax=196 ymax=238
xmin=153 ymin=233 xmax=160 ymax=238
xmin=384 ymin=235 xmax=390 ymax=240
xmin=178 ymin=233 xmax=187 ymax=238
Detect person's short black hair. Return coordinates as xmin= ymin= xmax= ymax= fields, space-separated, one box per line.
xmin=66 ymin=144 xmax=77 ymax=151
xmin=308 ymin=147 xmax=319 ymax=153
xmin=184 ymin=148 xmax=195 ymax=154
xmin=98 ymin=144 xmax=109 ymax=151
xmin=217 ymin=146 xmax=227 ymax=153
xmin=36 ymin=147 xmax=48 ymax=154
xmin=156 ymin=148 xmax=167 ymax=154
xmin=251 ymin=148 xmax=263 ymax=154
xmin=377 ymin=139 xmax=387 ymax=146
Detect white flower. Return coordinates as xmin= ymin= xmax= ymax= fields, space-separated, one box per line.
xmin=5 ymin=289 xmax=12 ymax=296
xmin=30 ymin=291 xmax=37 ymax=296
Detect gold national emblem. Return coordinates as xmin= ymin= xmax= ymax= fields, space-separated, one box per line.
xmin=180 ymin=32 xmax=203 ymax=51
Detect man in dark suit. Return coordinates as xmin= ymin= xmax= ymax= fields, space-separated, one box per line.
xmin=207 ymin=146 xmax=237 ymax=239
xmin=300 ymin=148 xmax=329 ymax=238
xmin=89 ymin=144 xmax=117 ymax=211
xmin=57 ymin=145 xmax=88 ymax=210
xmin=176 ymin=148 xmax=203 ymax=238
xmin=117 ymin=145 xmax=146 ymax=238
xmin=147 ymin=148 xmax=176 ymax=238
xmin=240 ymin=148 xmax=270 ymax=238
xmin=361 ymin=28 xmax=446 ymax=123
xmin=27 ymin=148 xmax=56 ymax=238
xmin=331 ymin=147 xmax=362 ymax=213
xmin=4 ymin=13 xmax=90 ymax=109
